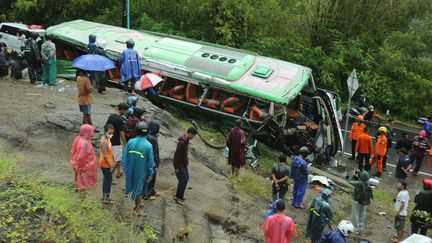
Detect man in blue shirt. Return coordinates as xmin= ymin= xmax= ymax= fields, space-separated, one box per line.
xmin=119 ymin=39 xmax=141 ymax=95
xmin=291 ymin=146 xmax=310 ymax=209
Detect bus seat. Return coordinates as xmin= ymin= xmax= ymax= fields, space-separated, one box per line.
xmin=287 ymin=109 xmax=301 ymax=119
xmin=203 ymin=99 xmax=220 ymax=109
xmin=186 ymin=83 xmax=201 ymax=104
xmin=221 ymin=97 xmax=240 ymax=114
xmin=305 ymin=121 xmax=318 ymax=130
xmin=168 ymin=85 xmax=185 ymax=100
xmin=249 ymin=105 xmax=267 ymax=120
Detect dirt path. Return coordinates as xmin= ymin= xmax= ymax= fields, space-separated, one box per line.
xmin=1 ymin=77 xmax=427 ymax=242
xmin=0 ymin=78 xmax=266 ymax=242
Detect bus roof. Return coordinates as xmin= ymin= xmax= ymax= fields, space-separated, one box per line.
xmin=47 ymin=20 xmax=311 ymax=104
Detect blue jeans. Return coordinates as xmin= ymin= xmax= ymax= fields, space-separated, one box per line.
xmin=101 ymin=168 xmax=112 ymax=199
xmin=272 ymin=183 xmax=288 ymax=202
xmin=175 ymin=168 xmax=189 ymax=199
xmin=292 ymin=181 xmax=307 ymax=207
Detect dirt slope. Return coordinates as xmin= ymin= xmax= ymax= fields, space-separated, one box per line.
xmin=0 ymin=77 xmax=416 ymax=243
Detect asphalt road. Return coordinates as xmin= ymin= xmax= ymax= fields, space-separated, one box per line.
xmin=339 ymin=117 xmax=432 ymax=176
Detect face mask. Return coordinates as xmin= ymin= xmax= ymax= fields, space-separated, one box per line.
xmin=106 ymin=134 xmax=113 ymax=139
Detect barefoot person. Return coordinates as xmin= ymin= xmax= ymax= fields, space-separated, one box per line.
xmin=70 ymin=124 xmax=98 ymax=201
xmin=173 ymin=127 xmax=197 ymax=206
xmin=99 ymin=124 xmax=115 ymax=204
xmin=122 ymin=122 xmax=154 ymax=216
xmin=226 ymin=119 xmax=246 ymax=181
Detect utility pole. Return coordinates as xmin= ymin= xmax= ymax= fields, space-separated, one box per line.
xmin=122 ymin=0 xmax=126 ymax=28
xmin=127 ymin=0 xmax=130 ymax=29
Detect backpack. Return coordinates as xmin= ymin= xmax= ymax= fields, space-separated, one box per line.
xmin=354 ymin=183 xmax=372 ymax=206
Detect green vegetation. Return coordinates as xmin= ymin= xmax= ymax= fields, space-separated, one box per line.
xmin=0 ymin=150 xmax=158 ymax=242
xmin=3 ymin=0 xmax=432 ymax=119
xmin=229 ymin=174 xmax=269 ymax=198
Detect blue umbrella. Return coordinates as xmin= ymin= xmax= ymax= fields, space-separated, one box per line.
xmin=72 ymin=54 xmax=115 ymax=71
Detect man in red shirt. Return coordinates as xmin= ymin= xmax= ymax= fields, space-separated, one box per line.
xmin=355 ymin=127 xmax=374 ymax=172
xmin=173 ymin=127 xmax=197 ymax=206
xmin=263 ymin=200 xmax=297 ymax=243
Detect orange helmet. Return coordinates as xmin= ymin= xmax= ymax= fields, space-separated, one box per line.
xmin=357 ymin=115 xmax=364 ymax=121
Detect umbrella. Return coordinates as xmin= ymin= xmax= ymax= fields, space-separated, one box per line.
xmin=72 ymin=54 xmax=115 ymax=71
xmin=135 ymin=72 xmax=163 ymax=91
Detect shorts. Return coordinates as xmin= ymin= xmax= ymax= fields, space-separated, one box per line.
xmin=112 ymin=145 xmax=123 ymax=162
xmin=79 ymin=105 xmax=92 ymax=114
xmin=394 ymin=215 xmax=406 ymax=230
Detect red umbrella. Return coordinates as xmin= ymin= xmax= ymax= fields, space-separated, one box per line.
xmin=135 ymin=72 xmax=163 ymax=91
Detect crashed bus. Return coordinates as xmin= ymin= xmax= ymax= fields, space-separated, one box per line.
xmin=46 ymin=20 xmax=343 ymax=159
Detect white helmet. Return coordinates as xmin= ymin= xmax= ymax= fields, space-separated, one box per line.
xmin=338 ymin=220 xmax=354 ymax=237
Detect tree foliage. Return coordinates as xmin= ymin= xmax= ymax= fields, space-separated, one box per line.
xmin=3 ymin=0 xmax=432 ymax=118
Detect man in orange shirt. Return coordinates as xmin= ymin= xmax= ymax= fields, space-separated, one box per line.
xmin=76 ymin=69 xmax=93 ymax=125
xmin=355 ymin=127 xmax=374 ymax=172
xmin=349 ymin=116 xmax=366 ymax=160
xmin=370 ymin=127 xmax=388 ymax=177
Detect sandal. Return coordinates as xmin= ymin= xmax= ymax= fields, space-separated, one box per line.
xmin=133 ymin=211 xmax=147 ymax=217
xmin=102 ymin=198 xmax=115 ymax=204
xmin=174 ymin=197 xmax=184 ymax=206
xmin=116 ymin=171 xmax=123 ymax=178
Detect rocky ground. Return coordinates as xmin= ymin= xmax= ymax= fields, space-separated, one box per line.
xmin=0 ymin=77 xmax=430 ymax=242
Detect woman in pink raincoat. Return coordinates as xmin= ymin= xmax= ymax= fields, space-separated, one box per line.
xmin=70 ymin=124 xmax=98 ymax=200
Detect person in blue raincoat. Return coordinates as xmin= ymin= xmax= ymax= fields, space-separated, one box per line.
xmin=119 ymin=39 xmax=141 ymax=95
xmin=291 ymin=146 xmax=310 ymax=209
xmin=307 ymin=189 xmax=333 ymax=243
xmin=263 ymin=199 xmax=281 ymax=221
xmin=122 ymin=122 xmax=154 ymax=217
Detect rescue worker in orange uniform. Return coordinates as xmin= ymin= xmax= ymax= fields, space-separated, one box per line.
xmin=355 ymin=126 xmax=374 ymax=172
xmin=370 ymin=126 xmax=388 ymax=177
xmin=349 ymin=115 xmax=366 ymax=160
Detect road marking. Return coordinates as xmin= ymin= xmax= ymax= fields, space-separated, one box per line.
xmin=338 ymin=151 xmax=432 ymax=177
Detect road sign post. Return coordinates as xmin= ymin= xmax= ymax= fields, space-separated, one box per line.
xmin=341 ymin=69 xmax=358 ymax=157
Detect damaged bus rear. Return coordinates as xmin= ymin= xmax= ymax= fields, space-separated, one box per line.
xmin=46 ymin=20 xmax=343 ymax=159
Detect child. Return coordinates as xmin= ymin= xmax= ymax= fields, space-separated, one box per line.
xmin=100 ymin=124 xmax=115 ymax=204
xmin=393 ymin=181 xmax=409 ymax=243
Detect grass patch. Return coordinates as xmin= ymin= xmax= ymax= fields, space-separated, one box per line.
xmin=0 ymin=150 xmax=158 ymax=242
xmin=229 ymin=174 xmax=270 ymax=198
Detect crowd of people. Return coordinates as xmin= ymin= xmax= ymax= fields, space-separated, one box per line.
xmin=10 ymin=31 xmax=428 ymax=242
xmin=71 ymin=63 xmax=432 ymax=242
xmin=346 ymin=114 xmax=432 ymax=242
xmin=0 ymin=31 xmax=57 ymax=85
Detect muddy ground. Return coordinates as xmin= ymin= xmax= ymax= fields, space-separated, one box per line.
xmin=0 ymin=77 xmax=429 ymax=242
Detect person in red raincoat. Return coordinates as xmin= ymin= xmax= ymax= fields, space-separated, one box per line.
xmin=70 ymin=124 xmax=98 ymax=200
xmin=226 ymin=119 xmax=246 ymax=181
xmin=263 ymin=200 xmax=297 ymax=243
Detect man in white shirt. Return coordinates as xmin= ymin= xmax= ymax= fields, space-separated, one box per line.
xmin=393 ymin=180 xmax=409 ymax=243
